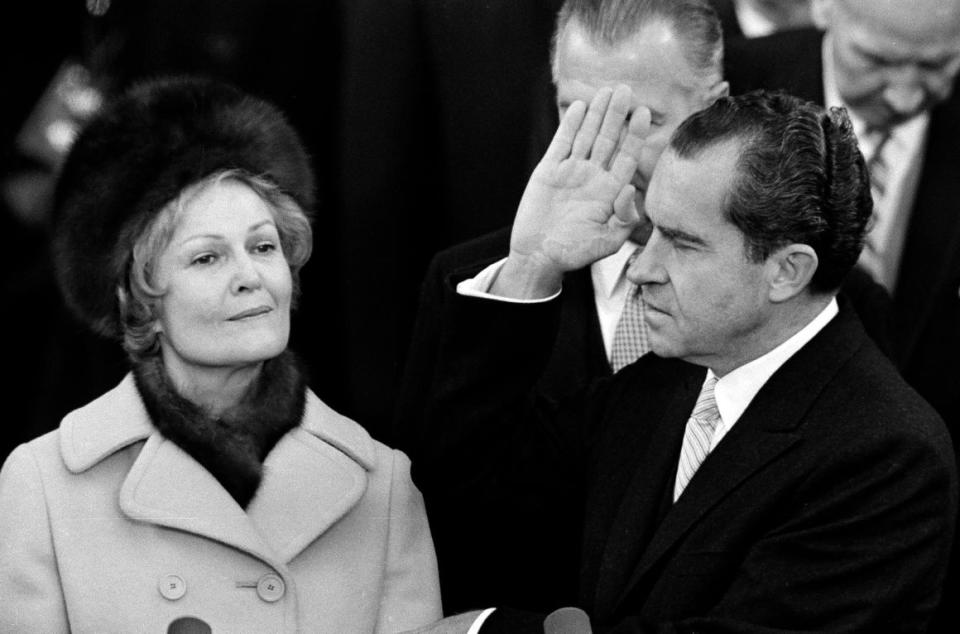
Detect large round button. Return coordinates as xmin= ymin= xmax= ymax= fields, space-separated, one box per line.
xmin=159 ymin=574 xmax=187 ymax=601
xmin=256 ymin=573 xmax=285 ymax=602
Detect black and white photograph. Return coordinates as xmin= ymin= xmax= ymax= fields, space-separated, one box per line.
xmin=2 ymin=1 xmax=959 ymax=632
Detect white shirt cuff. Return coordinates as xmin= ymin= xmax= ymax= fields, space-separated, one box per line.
xmin=456 ymin=258 xmax=560 ymax=303
xmin=466 ymin=607 xmax=497 ymax=634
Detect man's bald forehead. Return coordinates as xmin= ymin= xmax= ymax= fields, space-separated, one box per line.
xmin=551 ymin=0 xmax=723 ymax=83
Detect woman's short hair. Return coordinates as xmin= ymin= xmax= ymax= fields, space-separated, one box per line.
xmin=120 ymin=169 xmax=313 ymax=359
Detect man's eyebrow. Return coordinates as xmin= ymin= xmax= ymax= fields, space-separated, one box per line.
xmin=659 ymin=224 xmax=707 ymax=246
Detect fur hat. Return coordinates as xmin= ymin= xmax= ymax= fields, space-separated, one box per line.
xmin=52 ymin=75 xmax=315 ymax=339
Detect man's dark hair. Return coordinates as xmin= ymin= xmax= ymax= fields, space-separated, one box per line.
xmin=552 ymin=0 xmax=724 ymax=81
xmin=670 ymin=90 xmax=873 ymax=293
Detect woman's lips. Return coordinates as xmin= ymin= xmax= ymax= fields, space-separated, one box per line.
xmin=228 ymin=306 xmax=273 ymax=321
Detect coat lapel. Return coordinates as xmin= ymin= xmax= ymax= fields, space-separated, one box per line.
xmin=245 ymin=394 xmax=375 ymax=563
xmin=610 ymin=304 xmax=867 ymax=612
xmin=62 ymin=374 xmax=376 ymax=568
xmin=615 ymin=420 xmax=801 ymax=610
xmin=119 ymin=433 xmax=276 ymax=562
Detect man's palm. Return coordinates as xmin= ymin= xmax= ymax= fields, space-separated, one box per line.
xmin=509 ymin=85 xmax=651 ymax=273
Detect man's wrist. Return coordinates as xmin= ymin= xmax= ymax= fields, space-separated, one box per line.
xmin=491 ymin=253 xmax=564 ymax=299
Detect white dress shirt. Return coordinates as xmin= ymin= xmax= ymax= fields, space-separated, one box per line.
xmin=707 ymin=298 xmax=838 ymax=449
xmin=458 ymin=241 xmax=642 ymax=361
xmin=822 ymin=35 xmax=929 ymax=292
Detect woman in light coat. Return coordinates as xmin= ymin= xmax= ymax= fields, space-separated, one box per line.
xmin=0 ymin=76 xmax=441 ymax=633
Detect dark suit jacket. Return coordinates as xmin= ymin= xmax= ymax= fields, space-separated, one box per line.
xmin=724 ymin=28 xmax=960 ymax=442
xmin=410 ymin=285 xmax=957 ymax=632
xmin=396 ymin=224 xmax=895 ymax=615
xmin=394 ymin=226 xmax=610 ymax=614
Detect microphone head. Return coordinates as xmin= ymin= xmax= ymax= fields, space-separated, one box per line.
xmin=167 ymin=616 xmax=212 ymax=634
xmin=543 ymin=606 xmax=593 ymax=634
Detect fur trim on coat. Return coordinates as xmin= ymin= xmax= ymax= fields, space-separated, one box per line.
xmin=132 ymin=350 xmax=306 ymax=507
xmin=52 ymin=75 xmax=315 ymax=338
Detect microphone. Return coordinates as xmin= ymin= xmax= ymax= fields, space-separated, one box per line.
xmin=167 ymin=616 xmax=212 ymax=634
xmin=543 ymin=606 xmax=593 ymax=634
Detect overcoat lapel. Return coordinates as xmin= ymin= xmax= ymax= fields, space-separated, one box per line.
xmin=608 ymin=306 xmax=867 ymax=613
xmin=62 ymin=376 xmax=374 ymax=569
xmin=120 ymin=392 xmax=373 ymax=566
xmin=246 ymin=395 xmax=374 ymax=563
xmin=119 ymin=434 xmax=275 ymax=563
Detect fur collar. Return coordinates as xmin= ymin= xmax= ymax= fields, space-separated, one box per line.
xmin=132 ymin=350 xmax=306 ymax=507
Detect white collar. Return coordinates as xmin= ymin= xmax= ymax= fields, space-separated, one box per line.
xmin=592 ymin=240 xmax=641 ymax=298
xmin=712 ymin=298 xmax=839 ymax=428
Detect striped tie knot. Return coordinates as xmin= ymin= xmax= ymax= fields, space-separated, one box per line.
xmin=690 ymin=376 xmax=720 ymax=422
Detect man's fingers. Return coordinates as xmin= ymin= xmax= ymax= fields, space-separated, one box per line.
xmin=610 ymin=106 xmax=651 ymax=183
xmin=543 ymin=100 xmax=587 ymax=163
xmin=612 ymin=184 xmax=640 ymax=227
xmin=591 ymin=84 xmax=633 ymax=167
xmin=571 ymin=87 xmax=613 ymax=159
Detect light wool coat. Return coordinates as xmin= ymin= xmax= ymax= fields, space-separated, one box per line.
xmin=0 ymin=375 xmax=442 ymax=632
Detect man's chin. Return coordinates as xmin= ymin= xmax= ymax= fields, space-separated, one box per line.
xmin=853 ymin=100 xmax=924 ymax=131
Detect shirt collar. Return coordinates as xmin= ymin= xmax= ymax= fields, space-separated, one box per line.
xmin=593 ymin=240 xmax=641 ymax=299
xmin=712 ymin=298 xmax=839 ymax=428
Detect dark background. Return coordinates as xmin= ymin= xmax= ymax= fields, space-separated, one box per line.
xmin=0 ymin=0 xmax=563 ymax=460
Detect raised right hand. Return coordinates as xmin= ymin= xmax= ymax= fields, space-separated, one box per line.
xmin=496 ymin=84 xmax=650 ymax=298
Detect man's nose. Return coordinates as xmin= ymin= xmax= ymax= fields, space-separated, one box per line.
xmin=625 ymin=234 xmax=665 ymax=287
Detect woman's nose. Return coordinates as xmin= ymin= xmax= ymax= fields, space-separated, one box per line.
xmin=231 ymin=253 xmax=263 ymax=293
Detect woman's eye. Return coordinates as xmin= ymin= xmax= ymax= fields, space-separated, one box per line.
xmin=191 ymin=253 xmax=217 ymax=266
xmin=254 ymin=241 xmax=278 ymax=254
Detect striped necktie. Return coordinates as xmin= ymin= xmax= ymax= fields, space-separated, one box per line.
xmin=610 ymin=248 xmax=650 ymax=372
xmin=860 ymin=128 xmax=894 ymax=281
xmin=867 ymin=128 xmax=892 ymax=203
xmin=863 ymin=129 xmax=892 ymax=254
xmin=674 ymin=375 xmax=721 ymax=501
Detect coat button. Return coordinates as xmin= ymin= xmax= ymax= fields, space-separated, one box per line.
xmin=256 ymin=573 xmax=285 ymax=602
xmin=159 ymin=574 xmax=187 ymax=601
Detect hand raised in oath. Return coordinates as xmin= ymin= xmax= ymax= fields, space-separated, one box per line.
xmin=495 ymin=84 xmax=650 ymax=299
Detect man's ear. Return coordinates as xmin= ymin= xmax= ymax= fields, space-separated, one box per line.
xmin=704 ymin=80 xmax=730 ymax=107
xmin=766 ymin=244 xmax=818 ymax=303
xmin=809 ymin=0 xmax=833 ymax=31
